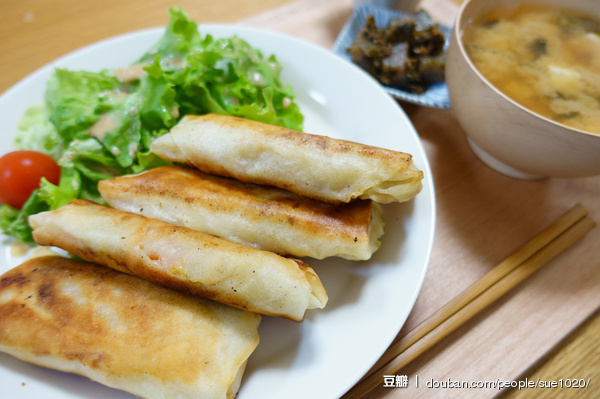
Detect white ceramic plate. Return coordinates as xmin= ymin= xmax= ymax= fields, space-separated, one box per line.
xmin=0 ymin=24 xmax=435 ymax=399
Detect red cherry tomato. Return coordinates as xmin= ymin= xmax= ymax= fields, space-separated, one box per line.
xmin=0 ymin=151 xmax=61 ymax=209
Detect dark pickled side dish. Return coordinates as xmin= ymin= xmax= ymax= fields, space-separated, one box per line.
xmin=348 ymin=11 xmax=446 ymax=94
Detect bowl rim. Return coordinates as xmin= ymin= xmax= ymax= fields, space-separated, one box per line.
xmin=454 ymin=0 xmax=600 ymax=139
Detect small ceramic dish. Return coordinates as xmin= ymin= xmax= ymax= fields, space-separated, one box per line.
xmin=332 ymin=4 xmax=452 ymax=109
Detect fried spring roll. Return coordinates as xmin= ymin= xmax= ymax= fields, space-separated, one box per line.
xmin=149 ymin=114 xmax=423 ymax=204
xmin=28 ymin=200 xmax=327 ymax=321
xmin=0 ymin=255 xmax=261 ymax=399
xmin=99 ymin=166 xmax=384 ymax=260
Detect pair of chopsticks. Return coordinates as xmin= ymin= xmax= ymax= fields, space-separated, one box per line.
xmin=343 ymin=204 xmax=595 ymax=399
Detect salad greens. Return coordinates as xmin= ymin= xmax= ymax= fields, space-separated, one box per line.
xmin=1 ymin=7 xmax=303 ymax=244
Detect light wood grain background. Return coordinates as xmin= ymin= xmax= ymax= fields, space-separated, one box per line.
xmin=1 ymin=0 xmax=598 ymax=397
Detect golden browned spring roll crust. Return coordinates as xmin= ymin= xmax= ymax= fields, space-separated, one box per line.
xmin=149 ymin=114 xmax=423 ymax=204
xmin=29 ymin=200 xmax=327 ymax=321
xmin=0 ymin=255 xmax=261 ymax=399
xmin=99 ymin=166 xmax=384 ymax=260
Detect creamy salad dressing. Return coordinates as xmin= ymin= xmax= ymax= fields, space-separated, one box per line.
xmin=88 ymin=112 xmax=121 ymax=140
xmin=114 ymin=63 xmax=148 ymax=83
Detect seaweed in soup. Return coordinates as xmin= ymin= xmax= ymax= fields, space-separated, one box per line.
xmin=481 ymin=19 xmax=499 ymax=29
xmin=558 ymin=15 xmax=600 ymax=34
xmin=530 ymin=38 xmax=547 ymax=59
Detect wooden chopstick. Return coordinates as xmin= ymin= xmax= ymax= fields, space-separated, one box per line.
xmin=365 ymin=204 xmax=587 ymax=376
xmin=343 ymin=206 xmax=594 ymax=399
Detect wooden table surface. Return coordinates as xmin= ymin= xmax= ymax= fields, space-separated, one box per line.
xmin=1 ymin=0 xmax=598 ymax=398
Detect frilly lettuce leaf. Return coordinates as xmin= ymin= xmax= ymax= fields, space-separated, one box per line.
xmin=0 ymin=191 xmax=49 ymax=245
xmin=176 ymin=34 xmax=303 ymax=129
xmin=46 ymin=69 xmax=120 ymax=141
xmin=59 ymin=138 xmax=125 ymax=181
xmin=138 ymin=7 xmax=202 ymax=63
xmin=139 ymin=57 xmax=178 ymax=131
xmin=15 ymin=105 xmax=63 ymax=160
xmin=38 ymin=168 xmax=82 ymax=210
xmin=2 ymin=7 xmax=303 ymax=244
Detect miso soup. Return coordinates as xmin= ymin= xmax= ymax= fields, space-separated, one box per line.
xmin=462 ymin=4 xmax=600 ymax=134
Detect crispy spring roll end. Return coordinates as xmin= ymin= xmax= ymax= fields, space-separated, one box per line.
xmin=294 ymin=259 xmax=328 ymax=310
